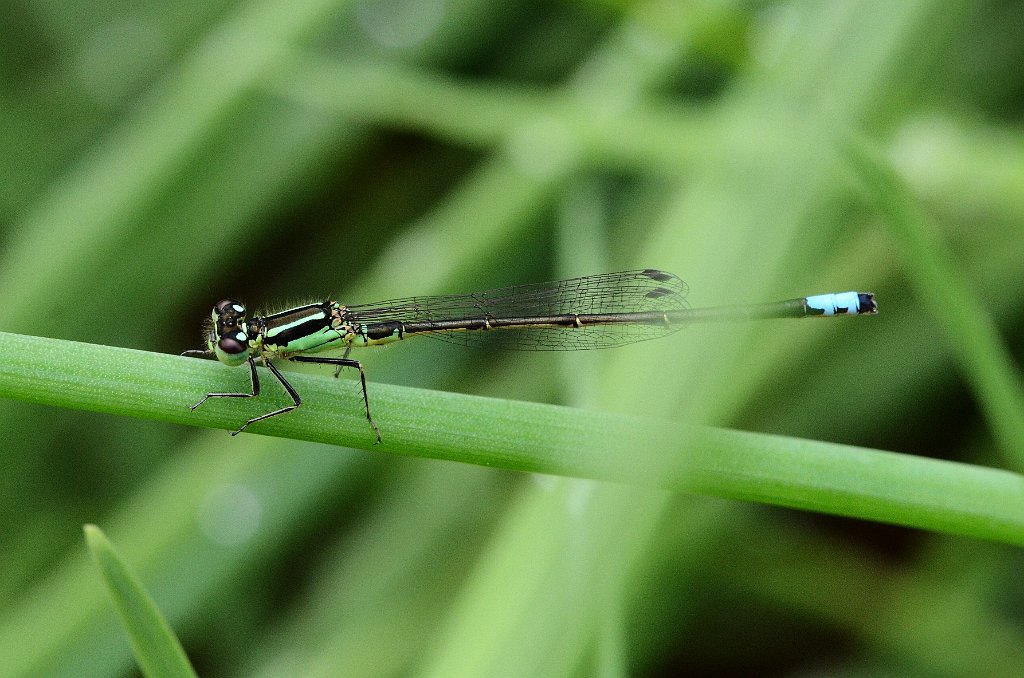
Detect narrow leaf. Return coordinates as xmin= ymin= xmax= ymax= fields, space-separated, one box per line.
xmin=84 ymin=525 xmax=198 ymax=678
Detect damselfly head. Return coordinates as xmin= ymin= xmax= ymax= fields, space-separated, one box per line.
xmin=209 ymin=299 xmax=251 ymax=366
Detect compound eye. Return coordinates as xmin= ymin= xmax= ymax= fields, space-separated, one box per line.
xmin=213 ymin=299 xmax=246 ymax=319
xmin=217 ymin=331 xmax=249 ymax=355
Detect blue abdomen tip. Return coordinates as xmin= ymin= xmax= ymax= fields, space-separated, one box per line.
xmin=806 ymin=292 xmax=877 ymax=316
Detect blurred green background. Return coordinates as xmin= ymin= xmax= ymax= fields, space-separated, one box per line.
xmin=2 ymin=0 xmax=1023 ymax=675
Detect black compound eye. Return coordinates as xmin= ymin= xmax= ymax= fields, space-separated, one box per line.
xmin=214 ymin=299 xmax=246 ymax=317
xmin=217 ymin=332 xmax=248 ymax=355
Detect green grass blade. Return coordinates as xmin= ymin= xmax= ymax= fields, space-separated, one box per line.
xmin=84 ymin=525 xmax=197 ymax=678
xmin=2 ymin=331 xmax=1023 ymax=544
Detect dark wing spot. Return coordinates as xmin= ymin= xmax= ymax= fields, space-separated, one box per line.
xmin=644 ymin=287 xmax=674 ymax=299
xmin=641 ymin=269 xmax=673 ymax=282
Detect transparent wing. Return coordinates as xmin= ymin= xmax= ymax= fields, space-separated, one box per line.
xmin=343 ymin=269 xmax=689 ymax=351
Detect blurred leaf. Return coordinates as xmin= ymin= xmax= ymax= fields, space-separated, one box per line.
xmin=84 ymin=525 xmax=197 ymax=678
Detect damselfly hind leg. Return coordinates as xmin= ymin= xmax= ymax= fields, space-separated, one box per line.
xmin=290 ymin=355 xmax=381 ymax=443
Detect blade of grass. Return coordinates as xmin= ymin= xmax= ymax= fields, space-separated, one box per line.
xmin=84 ymin=525 xmax=197 ymax=678
xmin=1 ymin=331 xmax=1022 ymax=544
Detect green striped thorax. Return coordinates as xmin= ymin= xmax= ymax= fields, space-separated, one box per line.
xmin=205 ymin=299 xmax=367 ymax=367
xmin=208 ymin=299 xmax=255 ymax=367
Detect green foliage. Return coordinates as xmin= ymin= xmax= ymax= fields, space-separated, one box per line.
xmin=2 ymin=1 xmax=1023 ymax=675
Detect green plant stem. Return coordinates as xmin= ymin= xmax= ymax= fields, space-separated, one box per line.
xmin=1 ymin=331 xmax=1022 ymax=544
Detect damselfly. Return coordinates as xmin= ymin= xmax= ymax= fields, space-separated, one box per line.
xmin=183 ymin=269 xmax=877 ymax=442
